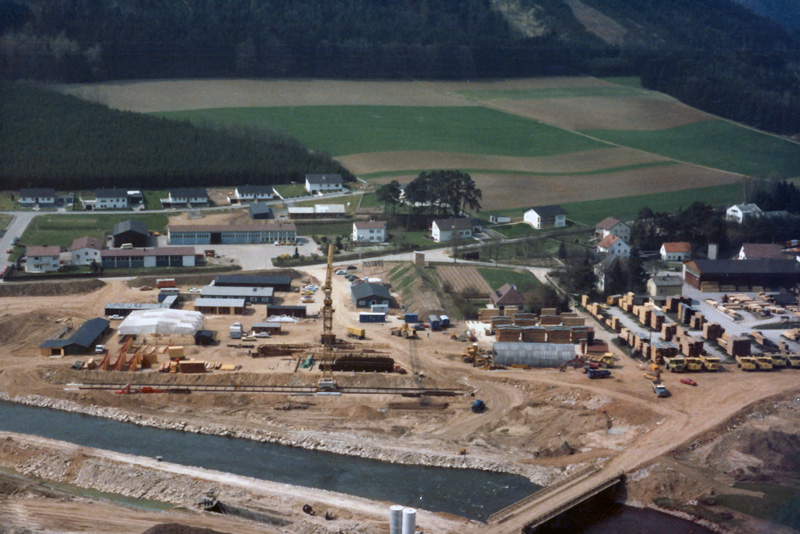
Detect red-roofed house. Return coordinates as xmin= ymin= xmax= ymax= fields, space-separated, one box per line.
xmin=594 ymin=217 xmax=631 ymax=241
xmin=737 ymin=243 xmax=786 ymax=260
xmin=25 ymin=245 xmax=61 ymax=273
xmin=660 ymin=242 xmax=691 ymax=262
xmin=597 ymin=235 xmax=630 ymax=258
xmin=70 ymin=236 xmax=103 ymax=266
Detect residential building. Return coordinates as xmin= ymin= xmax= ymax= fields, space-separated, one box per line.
xmin=70 ymin=236 xmax=103 ymax=266
xmin=594 ymin=255 xmax=619 ymax=293
xmin=39 ymin=318 xmax=109 ymax=356
xmin=660 ymin=242 xmax=691 ymax=262
xmin=166 ymin=188 xmax=209 ymax=207
xmin=489 ymin=283 xmax=525 ymax=313
xmin=19 ymin=188 xmax=56 ymax=208
xmin=597 ymin=235 xmax=630 ymax=258
xmin=524 ymin=205 xmax=566 ymax=229
xmin=94 ymin=188 xmax=129 ymax=210
xmin=353 ymin=221 xmax=387 ymax=243
xmin=100 ymin=247 xmax=196 ymax=269
xmin=726 ymin=203 xmax=762 ymax=223
xmin=647 ymin=275 xmax=683 ymax=298
xmin=112 ymin=219 xmax=149 ymax=248
xmin=168 ymin=223 xmax=297 ymax=245
xmin=431 ymin=218 xmax=473 ymax=243
xmin=25 ymin=245 xmax=61 ymax=273
xmin=737 ymin=243 xmax=786 ymax=260
xmin=305 ymin=174 xmax=344 ymax=194
xmin=351 ymin=283 xmax=391 ymax=308
xmin=233 ymin=185 xmax=275 ymax=203
xmin=594 ymin=217 xmax=631 ymax=241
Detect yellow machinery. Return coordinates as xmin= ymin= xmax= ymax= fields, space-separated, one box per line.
xmin=736 ymin=355 xmax=757 ymax=371
xmin=586 ymin=353 xmax=615 ymax=368
xmin=754 ymin=355 xmax=773 ymax=371
xmin=390 ymin=323 xmax=417 ymax=339
xmin=684 ymin=356 xmax=704 ymax=372
xmin=346 ymin=326 xmax=365 ymax=339
xmin=770 ymin=353 xmax=788 ymax=368
xmin=698 ymin=354 xmax=720 ymax=371
xmin=318 ymin=244 xmax=337 ymax=390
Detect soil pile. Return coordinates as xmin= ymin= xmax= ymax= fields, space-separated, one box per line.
xmin=143 ymin=525 xmax=232 ymax=534
xmin=0 ymin=279 xmax=105 ymax=297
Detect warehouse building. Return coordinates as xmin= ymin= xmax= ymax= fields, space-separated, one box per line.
xmin=193 ymin=298 xmax=246 ymax=315
xmin=40 ymin=318 xmax=110 ymax=356
xmin=249 ymin=203 xmax=273 ymax=220
xmin=200 ymin=285 xmax=274 ymax=304
xmin=265 ymin=305 xmax=307 ymax=318
xmin=251 ymin=322 xmax=282 ymax=335
xmin=104 ymin=295 xmax=178 ymax=317
xmin=101 ymin=247 xmax=196 ymax=269
xmin=683 ymin=259 xmax=800 ymax=291
xmin=492 ymin=342 xmax=576 ymax=367
xmin=351 ymin=283 xmax=391 ymax=308
xmin=112 ymin=220 xmax=149 ymax=248
xmin=214 ymin=274 xmax=292 ymax=292
xmin=168 ymin=223 xmax=297 ymax=245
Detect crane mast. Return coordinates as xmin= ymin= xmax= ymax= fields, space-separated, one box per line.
xmin=318 ymin=244 xmax=337 ymax=389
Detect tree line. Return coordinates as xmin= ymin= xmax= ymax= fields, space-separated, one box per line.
xmin=0 ymin=82 xmax=353 ymax=190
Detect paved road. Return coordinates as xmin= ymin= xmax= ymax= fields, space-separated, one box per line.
xmin=0 ymin=212 xmax=37 ymax=272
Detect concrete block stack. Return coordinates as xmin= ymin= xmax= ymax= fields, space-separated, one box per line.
xmin=521 ymin=326 xmax=547 ymax=342
xmin=702 ymin=322 xmax=724 ymax=341
xmin=496 ymin=325 xmax=522 ymax=342
xmin=661 ymin=323 xmax=678 ymax=342
xmin=547 ymin=326 xmax=572 ymax=344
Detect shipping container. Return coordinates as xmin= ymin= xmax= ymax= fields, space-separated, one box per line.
xmin=156 ymin=278 xmax=176 ymax=288
xmin=440 ymin=315 xmax=451 ymax=328
xmin=404 ymin=313 xmax=419 ymax=323
xmin=359 ymin=313 xmax=386 ymax=323
xmin=429 ymin=315 xmax=441 ymax=331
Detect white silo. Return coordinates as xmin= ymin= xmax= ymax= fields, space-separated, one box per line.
xmin=390 ymin=505 xmax=404 ymax=534
xmin=402 ymin=507 xmax=416 ymax=534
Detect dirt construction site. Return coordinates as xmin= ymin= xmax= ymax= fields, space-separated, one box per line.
xmin=0 ymin=263 xmax=799 ymax=534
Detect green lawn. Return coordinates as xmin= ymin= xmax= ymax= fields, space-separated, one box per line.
xmin=142 ymin=190 xmax=168 ymax=209
xmin=155 ymin=106 xmax=609 ymax=158
xmin=357 ymin=191 xmax=379 ymax=209
xmin=0 ymin=214 xmax=11 ymax=230
xmin=274 ymin=183 xmax=310 ymax=198
xmin=477 ymin=267 xmax=541 ymax=292
xmin=493 ymin=221 xmax=578 ymax=238
xmin=19 ymin=213 xmax=169 ymax=249
xmin=0 ymin=192 xmax=17 ymax=210
xmin=581 ymin=120 xmax=800 ymax=179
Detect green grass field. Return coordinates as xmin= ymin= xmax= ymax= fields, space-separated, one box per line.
xmin=19 ymin=213 xmax=169 ymax=249
xmin=273 ymin=183 xmax=309 ymax=198
xmin=582 ymin=120 xmax=800 ymax=179
xmin=477 ymin=267 xmax=541 ymax=292
xmin=155 ymin=106 xmax=608 ymax=158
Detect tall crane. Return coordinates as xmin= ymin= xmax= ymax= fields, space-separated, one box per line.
xmin=318 ymin=244 xmax=337 ymax=390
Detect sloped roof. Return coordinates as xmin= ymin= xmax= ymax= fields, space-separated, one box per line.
xmin=490 ymin=283 xmax=525 ymax=306
xmin=95 ymin=188 xmax=128 ymax=199
xmin=215 ymin=275 xmax=291 ymax=287
xmin=169 ymin=223 xmax=296 ymax=232
xmin=730 ymin=203 xmax=762 ymax=214
xmin=237 ymin=185 xmax=274 ymax=195
xmin=526 ymin=205 xmax=566 ymax=217
xmin=351 ymin=282 xmax=391 ymax=301
xmin=101 ymin=247 xmax=195 ymax=257
xmin=113 ymin=219 xmax=148 ymax=236
xmin=170 ymin=188 xmax=208 ymax=198
xmin=306 ymin=174 xmax=343 ymax=184
xmin=740 ymin=243 xmax=785 ymax=259
xmin=433 ymin=218 xmax=472 ymax=231
xmin=354 ymin=220 xmax=387 ymax=230
xmin=686 ymin=259 xmax=800 ymax=276
xmin=597 ymin=234 xmax=620 ymax=249
xmin=20 ymin=188 xmax=55 ymax=197
xmin=662 ymin=242 xmax=691 ymax=253
xmin=41 ymin=317 xmax=109 ymax=349
xmin=71 ymin=236 xmax=103 ymax=251
xmin=595 ymin=217 xmax=623 ymax=230
xmin=249 ymin=203 xmax=273 ymax=217
xmin=650 ymin=275 xmax=683 ymax=287
xmin=26 ymin=245 xmax=60 ymax=257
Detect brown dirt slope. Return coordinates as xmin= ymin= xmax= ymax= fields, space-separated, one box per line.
xmin=0 ymin=279 xmax=105 ymax=297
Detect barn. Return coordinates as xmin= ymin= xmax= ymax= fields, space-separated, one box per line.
xmin=112 ymin=220 xmax=148 ymax=248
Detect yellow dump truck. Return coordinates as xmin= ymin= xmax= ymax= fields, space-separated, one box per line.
xmin=698 ymin=354 xmax=721 ymax=372
xmin=684 ymin=356 xmax=704 ymax=372
xmin=770 ymin=354 xmax=788 ymax=368
xmin=786 ymin=353 xmax=800 ymax=368
xmin=586 ymin=353 xmax=615 ymax=368
xmin=755 ymin=355 xmax=774 ymax=370
xmin=346 ymin=326 xmax=366 ymax=340
xmin=663 ymin=355 xmax=686 ymax=373
xmin=736 ymin=355 xmax=757 ymax=371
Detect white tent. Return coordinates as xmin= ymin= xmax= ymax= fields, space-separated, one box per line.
xmin=117 ymin=309 xmax=204 ymax=336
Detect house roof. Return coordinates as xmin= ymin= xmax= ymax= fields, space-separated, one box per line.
xmin=194 ymin=298 xmax=246 ymax=308
xmin=594 ymin=254 xmax=619 ymax=272
xmin=351 ymin=282 xmax=391 ymax=301
xmin=26 ymin=245 xmax=60 ymax=257
xmin=113 ymin=219 xmax=148 ymax=236
xmin=739 ymin=243 xmax=785 ymax=259
xmin=215 ymin=275 xmax=291 ymax=287
xmin=306 ymin=174 xmax=343 ymax=184
xmin=730 ymin=203 xmax=762 ymax=214
xmin=95 ymin=188 xmax=128 ymax=198
xmin=526 ymin=205 xmax=566 ymax=217
xmin=249 ymin=203 xmax=273 ymax=217
xmin=650 ymin=275 xmax=683 ymax=287
xmin=71 ymin=236 xmax=103 ymax=251
xmin=40 ymin=317 xmax=109 ymax=349
xmin=20 ymin=188 xmax=55 ymax=197
xmin=595 ymin=217 xmax=623 ymax=230
xmin=490 ymin=283 xmax=525 ymax=306
xmin=686 ymin=259 xmax=800 ymax=276
xmin=201 ymin=286 xmax=274 ymax=298
xmin=169 ymin=222 xmax=296 ymax=233
xmin=597 ymin=234 xmax=621 ymax=249
xmin=662 ymin=242 xmax=691 ymax=253
xmin=433 ymin=218 xmax=472 ymax=231
xmin=354 ymin=220 xmax=386 ymax=230
xmin=101 ymin=247 xmax=195 ymax=257
xmin=237 ymin=185 xmax=274 ymax=195
xmin=170 ymin=188 xmax=208 ymax=199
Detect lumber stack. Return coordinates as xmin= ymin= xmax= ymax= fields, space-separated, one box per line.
xmin=547 ymin=327 xmax=571 ymax=344
xmin=702 ymin=322 xmax=724 ymax=341
xmin=503 ymin=306 xmax=519 ymax=317
xmin=661 ymin=323 xmax=678 ymax=342
xmin=520 ymin=326 xmax=547 ymax=342
xmin=496 ymin=325 xmax=521 ymax=342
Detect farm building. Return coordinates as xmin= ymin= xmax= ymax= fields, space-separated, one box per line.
xmin=117 ymin=309 xmax=204 ymax=337
xmin=492 ymin=342 xmax=575 ymax=367
xmin=524 ymin=205 xmax=566 ymax=229
xmin=168 ymin=223 xmax=297 ymax=245
xmin=351 ymin=283 xmax=391 ymax=308
xmin=249 ymin=203 xmax=273 ymax=220
xmin=660 ymin=242 xmax=691 ymax=261
xmin=165 ymin=188 xmax=209 ymax=207
xmin=647 ymin=275 xmax=683 ymax=298
xmin=594 ymin=217 xmax=630 ymax=241
xmin=112 ymin=219 xmax=148 ymax=248
xmin=737 ymin=243 xmax=786 ymax=260
xmin=251 ymin=322 xmax=282 ymax=335
xmin=104 ymin=295 xmax=178 ymax=318
xmin=19 ymin=188 xmax=56 ymax=208
xmin=683 ymin=259 xmax=800 ymax=290
xmin=726 ymin=204 xmax=762 ymax=224
xmin=71 ymin=236 xmax=103 ymax=266
xmin=193 ymin=298 xmax=246 ymax=315
xmin=597 ymin=235 xmax=630 ymax=258
xmin=490 ymin=283 xmax=525 ymax=313
xmin=25 ymin=245 xmax=61 ymax=273
xmin=200 ymin=285 xmax=274 ymax=304
xmin=288 ymin=204 xmax=347 ymax=219
xmin=232 ymin=185 xmax=274 ymax=203
xmin=39 ymin=318 xmax=110 ymax=356
xmin=431 ymin=218 xmax=473 ymax=243
xmin=94 ymin=188 xmax=129 ymax=210
xmin=214 ymin=275 xmax=292 ymax=292
xmin=353 ymin=221 xmax=387 ymax=243
xmin=265 ymin=305 xmax=307 ymax=318
xmin=305 ymin=174 xmax=344 ymax=194
xmin=100 ymin=247 xmax=196 ymax=269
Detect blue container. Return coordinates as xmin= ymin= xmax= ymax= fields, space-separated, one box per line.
xmin=471 ymin=399 xmax=486 ymax=413
xmin=440 ymin=315 xmax=451 ymax=328
xmin=404 ymin=313 xmax=419 ymax=324
xmin=359 ymin=313 xmax=386 ymax=323
xmin=429 ymin=315 xmax=441 ymax=331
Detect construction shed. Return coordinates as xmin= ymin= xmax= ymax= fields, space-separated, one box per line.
xmin=683 ymin=259 xmax=800 ymax=291
xmin=214 ymin=275 xmax=292 ymax=292
xmin=265 ymin=305 xmax=307 ymax=318
xmin=492 ymin=342 xmax=576 ymax=367
xmin=39 ymin=318 xmax=110 ymax=356
xmin=193 ymin=298 xmax=246 ymax=315
xmin=251 ymin=322 xmax=282 ymax=335
xmin=104 ymin=296 xmax=178 ymax=317
xmin=200 ymin=285 xmax=273 ymax=304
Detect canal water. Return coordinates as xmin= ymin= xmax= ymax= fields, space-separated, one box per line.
xmin=0 ymin=400 xmax=538 ymax=521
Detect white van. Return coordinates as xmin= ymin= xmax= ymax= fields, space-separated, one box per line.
xmin=120 ymin=243 xmax=133 ymax=249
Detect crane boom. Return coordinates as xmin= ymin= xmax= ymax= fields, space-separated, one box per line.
xmin=318 ymin=244 xmax=337 ymax=389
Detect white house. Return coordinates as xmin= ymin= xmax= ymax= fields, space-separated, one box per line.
xmin=70 ymin=236 xmax=103 ymax=266
xmin=94 ymin=188 xmax=129 ymax=210
xmin=168 ymin=188 xmax=209 ymax=206
xmin=353 ymin=221 xmax=387 ymax=243
xmin=233 ymin=185 xmax=274 ymax=203
xmin=523 ymin=205 xmax=566 ymax=229
xmin=431 ymin=218 xmax=473 ymax=243
xmin=305 ymin=174 xmax=344 ymax=194
xmin=597 ymin=234 xmax=630 ymax=258
xmin=660 ymin=242 xmax=691 ymax=262
xmin=25 ymin=245 xmax=61 ymax=273
xmin=726 ymin=204 xmax=762 ymax=224
xmin=19 ymin=188 xmax=56 ymax=208
xmin=594 ymin=217 xmax=631 ymax=241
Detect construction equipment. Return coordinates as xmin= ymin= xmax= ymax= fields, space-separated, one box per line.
xmin=663 ymin=355 xmax=686 ymax=373
xmin=736 ymin=355 xmax=758 ymax=371
xmin=684 ymin=356 xmax=704 ymax=372
xmin=559 ymin=357 xmax=586 ymax=372
xmin=390 ymin=323 xmax=417 ymax=339
xmin=318 ymin=244 xmax=337 ymax=391
xmin=585 ymin=353 xmax=615 ymax=368
xmin=769 ymin=353 xmax=788 ymax=368
xmin=754 ymin=355 xmax=774 ymax=371
xmin=785 ymin=353 xmax=800 ymax=368
xmin=586 ymin=368 xmax=611 ymax=379
xmin=698 ymin=354 xmax=720 ymax=372
xmin=346 ymin=326 xmax=366 ymax=340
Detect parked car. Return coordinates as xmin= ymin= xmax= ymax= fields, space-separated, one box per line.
xmin=680 ymin=378 xmax=697 ymax=386
xmin=347 ymin=265 xmax=358 ymax=270
xmin=335 ymin=270 xmax=347 ymax=275
xmin=95 ymin=345 xmax=106 ymax=354
xmin=11 ymin=237 xmax=19 ymax=245
xmin=107 ymin=315 xmax=125 ymax=320
xmin=254 ymin=332 xmax=270 ymax=338
xmin=188 ymin=287 xmax=202 ymax=293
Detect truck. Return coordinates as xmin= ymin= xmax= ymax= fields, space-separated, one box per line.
xmin=698 ymin=354 xmax=721 ymax=372
xmin=769 ymin=353 xmax=788 ymax=368
xmin=586 ymin=353 xmax=615 ymax=368
xmin=754 ymin=355 xmax=774 ymax=371
xmin=684 ymin=356 xmax=704 ymax=372
xmin=785 ymin=353 xmax=800 ymax=368
xmin=359 ymin=312 xmax=386 ymax=323
xmin=439 ymin=315 xmax=451 ymax=328
xmin=663 ymin=355 xmax=686 ymax=373
xmin=652 ymin=381 xmax=669 ymax=397
xmin=229 ymin=322 xmax=243 ymax=339
xmin=586 ymin=368 xmax=612 ymax=379
xmin=346 ymin=326 xmax=366 ymax=340
xmin=736 ymin=355 xmax=757 ymax=371
xmin=429 ymin=315 xmax=441 ymax=331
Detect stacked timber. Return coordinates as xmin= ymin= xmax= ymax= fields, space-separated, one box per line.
xmin=700 ymin=281 xmax=720 ymax=292
xmin=607 ymin=316 xmax=621 ymax=332
xmin=581 ymin=295 xmax=590 ymax=308
xmin=541 ymin=308 xmax=557 ymax=316
xmin=539 ymin=315 xmax=562 ymax=326
xmin=661 ymin=323 xmax=678 ymax=342
xmin=702 ymin=322 xmax=725 ymax=341
xmin=725 ymin=335 xmax=751 ymax=357
xmin=652 ymin=341 xmax=679 ymax=364
xmin=491 ymin=316 xmax=513 ymax=330
xmin=521 ymin=326 xmax=547 ymax=342
xmin=503 ymin=306 xmax=519 ymax=317
xmin=619 ymin=293 xmax=636 ymax=313
xmin=585 ymin=302 xmax=605 ymax=320
xmin=570 ymin=326 xmax=592 ymax=343
xmin=547 ymin=327 xmax=571 ymax=344
xmin=620 ymin=327 xmax=631 ymax=344
xmin=514 ymin=314 xmax=539 ymax=327
xmin=562 ymin=316 xmax=586 ymax=327
xmin=496 ymin=325 xmax=522 ymax=342
xmin=689 ymin=312 xmax=706 ymax=330
xmin=478 ymin=308 xmax=496 ymax=322
xmin=636 ymin=306 xmax=652 ymax=327
xmin=649 ymin=310 xmax=666 ymax=331
xmin=676 ymin=334 xmax=703 ymax=357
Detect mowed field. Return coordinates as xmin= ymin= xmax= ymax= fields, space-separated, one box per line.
xmin=61 ymin=77 xmax=800 ymax=219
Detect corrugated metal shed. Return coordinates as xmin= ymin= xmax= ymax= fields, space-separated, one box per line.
xmin=493 ymin=342 xmax=575 ymax=367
